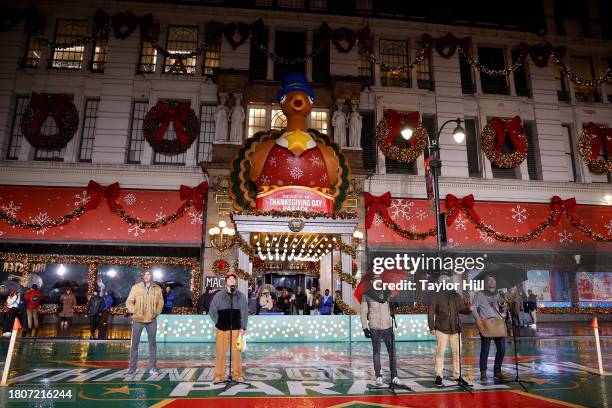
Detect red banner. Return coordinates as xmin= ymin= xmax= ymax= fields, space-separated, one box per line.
xmin=256 ymin=186 xmax=334 ymax=213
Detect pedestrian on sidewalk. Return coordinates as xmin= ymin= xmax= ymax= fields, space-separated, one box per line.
xmin=126 ymin=271 xmax=164 ymax=376
xmin=2 ymin=289 xmax=21 ymax=337
xmin=86 ymin=290 xmax=105 ymax=339
xmin=24 ymin=284 xmax=43 ymax=336
xmin=58 ymin=288 xmax=76 ymax=331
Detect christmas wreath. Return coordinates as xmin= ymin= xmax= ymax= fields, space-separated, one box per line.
xmin=482 ymin=116 xmax=528 ymax=168
xmin=143 ymin=101 xmax=199 ymax=154
xmin=376 ymin=110 xmax=428 ymax=163
xmin=579 ymin=123 xmax=612 ymax=173
xmin=212 ymin=259 xmax=230 ymax=275
xmin=20 ymin=93 xmax=79 ymax=150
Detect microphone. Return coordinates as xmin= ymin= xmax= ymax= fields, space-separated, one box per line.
xmin=230 ymin=285 xmax=236 ymax=293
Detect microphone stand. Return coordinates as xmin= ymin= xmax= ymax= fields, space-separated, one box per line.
xmin=498 ymin=292 xmax=532 ymax=392
xmin=214 ymin=286 xmax=250 ymax=390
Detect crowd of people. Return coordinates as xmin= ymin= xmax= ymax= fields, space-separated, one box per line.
xmin=254 ymin=286 xmax=343 ymax=315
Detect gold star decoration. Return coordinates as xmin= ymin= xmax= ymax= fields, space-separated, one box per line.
xmin=284 ymin=130 xmax=312 ymax=156
xmin=102 ymin=385 xmax=132 ymax=395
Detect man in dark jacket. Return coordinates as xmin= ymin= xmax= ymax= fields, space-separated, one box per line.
xmin=427 ymin=275 xmax=473 ymax=386
xmin=294 ymin=287 xmax=307 ymax=315
xmin=209 ymin=271 xmax=248 ymax=382
xmin=86 ymin=290 xmax=105 ymax=339
xmin=197 ymin=286 xmax=212 ymax=314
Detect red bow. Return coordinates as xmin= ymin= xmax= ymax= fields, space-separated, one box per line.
xmin=445 ymin=194 xmax=479 ymax=225
xmin=30 ymin=93 xmax=70 ymax=134
xmin=180 ymin=181 xmax=208 ymax=211
xmin=364 ymin=192 xmax=393 ymax=229
xmin=385 ymin=110 xmax=421 ymax=147
xmin=551 ymin=196 xmax=576 ymax=226
xmin=151 ymin=102 xmax=193 ymax=145
xmin=86 ymin=180 xmax=121 ymax=212
xmin=585 ymin=123 xmax=612 ymax=161
xmin=491 ymin=116 xmax=527 ymax=154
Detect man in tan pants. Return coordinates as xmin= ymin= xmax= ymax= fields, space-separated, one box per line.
xmin=209 ymin=271 xmax=248 ymax=382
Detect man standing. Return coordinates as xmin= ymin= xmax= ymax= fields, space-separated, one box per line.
xmin=320 ymin=289 xmax=334 ymax=315
xmin=209 ymin=271 xmax=248 ymax=382
xmin=86 ymin=290 xmax=105 ymax=339
xmin=428 ymin=275 xmax=473 ymax=386
xmin=126 ymin=271 xmax=164 ymax=376
xmin=471 ymin=274 xmax=509 ymax=383
xmin=360 ymin=285 xmax=403 ymax=387
xmin=24 ymin=284 xmax=43 ymax=335
xmin=294 ymin=287 xmax=306 ymax=315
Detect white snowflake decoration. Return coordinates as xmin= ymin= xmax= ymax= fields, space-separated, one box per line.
xmin=155 ymin=211 xmax=166 ymax=221
xmin=447 ymin=238 xmax=460 ymax=248
xmin=558 ymin=229 xmax=573 ymax=243
xmin=409 ymin=224 xmax=417 ymax=232
xmin=0 ymin=230 xmax=4 ymax=237
xmin=372 ymin=213 xmax=383 ymax=227
xmin=389 ymin=199 xmax=413 ymax=221
xmin=74 ymin=191 xmax=90 ymax=206
xmin=511 ymin=205 xmax=527 ymax=223
xmin=479 ymin=230 xmax=494 ymax=246
xmin=454 ymin=214 xmax=467 ymax=231
xmin=1 ymin=200 xmax=21 ymax=217
xmin=606 ymin=220 xmax=612 ymax=236
xmin=128 ymin=225 xmax=145 ymax=237
xmin=289 ymin=167 xmax=304 ymax=180
xmin=320 ymin=173 xmax=328 ymax=183
xmin=260 ymin=175 xmax=271 ymax=185
xmin=268 ymin=156 xmax=277 ymax=166
xmin=123 ymin=193 xmax=137 ymax=206
xmin=309 ymin=156 xmax=322 ymax=167
xmin=189 ymin=211 xmax=203 ymax=225
xmin=30 ymin=212 xmax=50 ymax=235
xmin=416 ymin=209 xmax=427 ymax=221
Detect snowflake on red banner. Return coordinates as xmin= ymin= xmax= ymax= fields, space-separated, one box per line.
xmin=479 ymin=230 xmax=494 ymax=246
xmin=269 ymin=156 xmax=277 ymax=166
xmin=128 ymin=225 xmax=145 ymax=237
xmin=454 ymin=214 xmax=467 ymax=231
xmin=155 ymin=211 xmax=166 ymax=221
xmin=448 ymin=238 xmax=460 ymax=248
xmin=309 ymin=155 xmax=322 ymax=167
xmin=390 ymin=199 xmax=413 ymax=220
xmin=289 ymin=167 xmax=304 ymax=180
xmin=189 ymin=210 xmax=203 ymax=225
xmin=1 ymin=200 xmax=21 ymax=217
xmin=30 ymin=212 xmax=50 ymax=235
xmin=558 ymin=229 xmax=573 ymax=243
xmin=123 ymin=193 xmax=137 ymax=206
xmin=511 ymin=205 xmax=527 ymax=223
xmin=259 ymin=175 xmax=271 ymax=186
xmin=606 ymin=220 xmax=612 ymax=236
xmin=409 ymin=224 xmax=417 ymax=232
xmin=416 ymin=209 xmax=428 ymax=221
xmin=74 ymin=191 xmax=90 ymax=206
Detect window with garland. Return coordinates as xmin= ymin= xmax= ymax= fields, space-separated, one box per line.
xmin=51 ymin=19 xmax=88 ymax=70
xmin=380 ymin=39 xmax=410 ymax=88
xmin=163 ymin=26 xmax=198 ymax=75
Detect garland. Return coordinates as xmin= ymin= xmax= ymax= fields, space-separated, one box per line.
xmin=0 ymin=180 xmax=207 ymax=232
xmin=20 ymin=93 xmax=79 ymax=150
xmin=334 ymin=295 xmax=356 ymax=315
xmin=231 ymin=209 xmax=357 ymax=220
xmin=579 ymin=123 xmax=612 ymax=174
xmin=376 ymin=110 xmax=428 ymax=163
xmin=212 ymin=259 xmax=230 ymax=275
xmin=143 ymin=102 xmax=199 ymax=154
xmin=334 ymin=262 xmax=357 ymax=288
xmin=233 ymin=260 xmax=255 ymax=285
xmin=481 ymin=116 xmax=528 ymax=169
xmin=0 ymin=253 xmax=201 ymax=311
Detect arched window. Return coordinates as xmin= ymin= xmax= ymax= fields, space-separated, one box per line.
xmin=164 ymin=26 xmax=199 ymax=74
xmin=380 ymin=39 xmax=410 ymax=88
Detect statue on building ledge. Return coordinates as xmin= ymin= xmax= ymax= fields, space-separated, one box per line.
xmin=229 ymin=73 xmax=350 ymax=213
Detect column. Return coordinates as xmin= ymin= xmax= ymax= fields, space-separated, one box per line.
xmin=319 ymin=252 xmax=332 ymax=295
xmin=237 ymin=232 xmax=251 ymax=295
xmin=341 ymin=233 xmax=354 ymax=308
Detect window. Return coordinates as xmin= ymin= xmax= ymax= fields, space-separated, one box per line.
xmin=380 ymin=39 xmax=410 ymax=87
xmin=247 ymin=107 xmax=267 ymax=138
xmin=310 ymin=110 xmax=328 ymax=135
xmin=271 ymin=109 xmax=287 ymax=131
xmin=138 ymin=24 xmax=159 ymax=73
xmin=197 ymin=104 xmax=215 ymax=163
xmin=464 ymin=118 xmax=481 ymax=177
xmin=561 ymin=124 xmax=577 ymax=182
xmin=312 ymin=31 xmax=330 ymax=83
xmin=127 ymin=101 xmax=148 ymax=163
xmin=360 ymin=111 xmax=376 ymax=172
xmin=51 ymin=19 xmax=88 ymax=69
xmin=478 ymin=47 xmax=509 ymax=95
xmin=571 ymin=56 xmax=599 ymax=103
xmin=459 ymin=52 xmax=475 ymax=94
xmin=153 ymin=101 xmax=188 ymax=165
xmin=90 ymin=36 xmax=108 ymax=72
xmin=602 ymin=58 xmax=612 ymax=103
xmin=22 ymin=33 xmax=41 ymax=69
xmin=249 ymin=30 xmax=268 ymax=80
xmin=384 ymin=110 xmax=419 ymax=175
xmin=511 ymin=49 xmax=530 ymax=97
xmin=416 ymin=42 xmax=434 ymax=90
xmin=34 ymin=114 xmax=66 ymax=161
xmin=551 ymin=64 xmax=569 ymax=102
xmin=274 ymin=31 xmax=306 ymax=80
xmin=202 ymin=30 xmax=221 ymax=76
xmin=524 ymin=121 xmax=541 ymax=180
xmin=78 ymin=99 xmax=99 ymax=162
xmin=6 ymin=96 xmax=29 ymax=160
xmin=163 ymin=26 xmax=198 ymax=75
xmin=358 ymin=48 xmax=374 ymax=85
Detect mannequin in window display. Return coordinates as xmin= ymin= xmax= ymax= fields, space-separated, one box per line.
xmin=248 ymin=73 xmax=340 ymax=194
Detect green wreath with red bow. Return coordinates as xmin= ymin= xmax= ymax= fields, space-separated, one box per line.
xmin=143 ymin=101 xmax=200 ymax=154
xmin=20 ymin=93 xmax=79 ymax=150
xmin=482 ymin=116 xmax=528 ymax=169
xmin=376 ymin=110 xmax=428 ymax=163
xmin=579 ymin=123 xmax=612 ymax=173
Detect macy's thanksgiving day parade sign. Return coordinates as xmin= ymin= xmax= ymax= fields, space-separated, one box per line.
xmin=229 ymin=73 xmax=350 ymax=213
